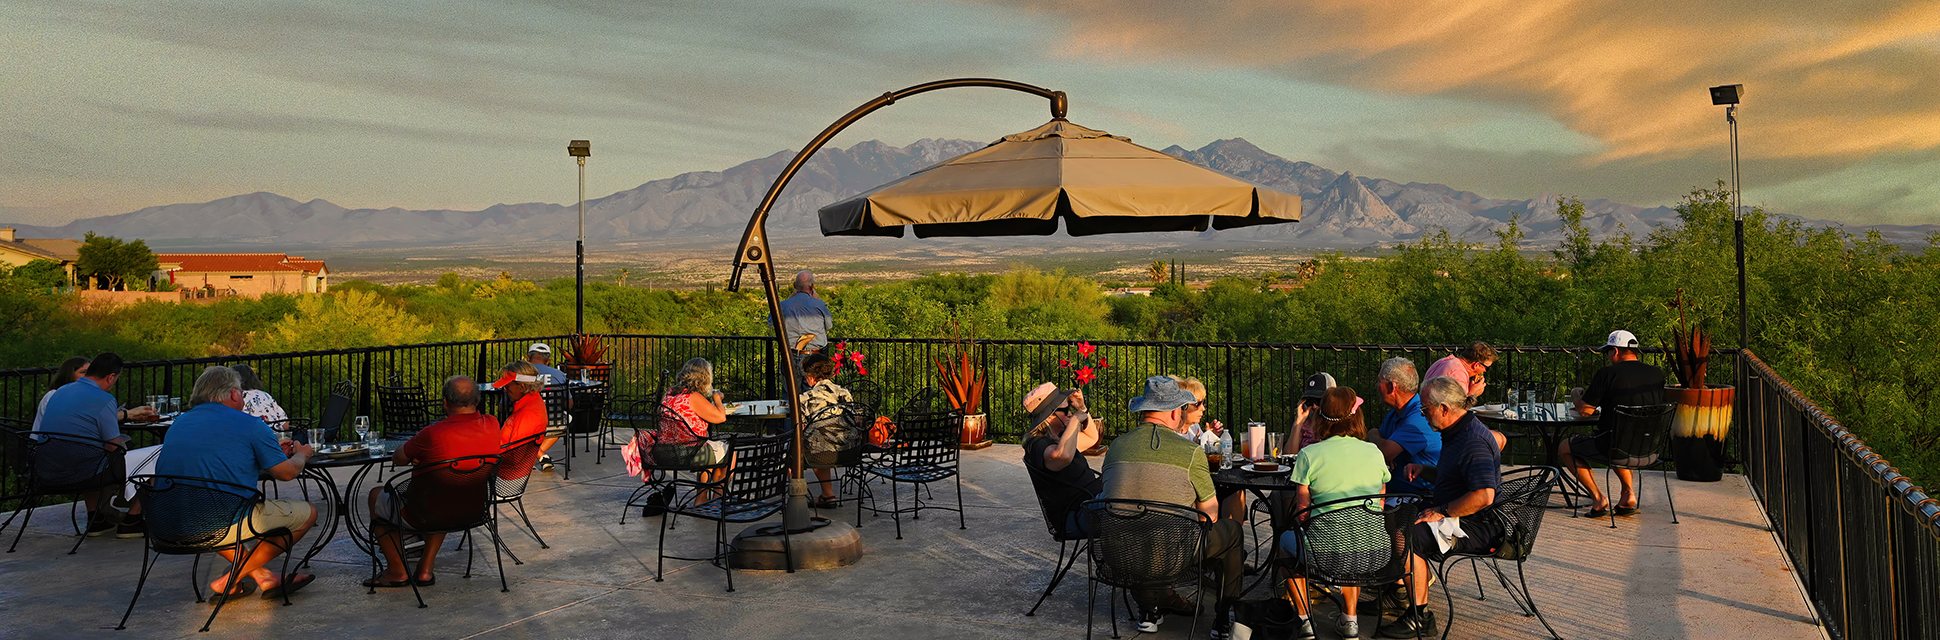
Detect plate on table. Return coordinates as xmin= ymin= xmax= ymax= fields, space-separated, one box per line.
xmin=1241 ymin=463 xmax=1293 ymax=475
xmin=318 ymin=444 xmax=374 ymax=459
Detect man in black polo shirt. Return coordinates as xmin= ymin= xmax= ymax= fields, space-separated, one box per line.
xmin=1561 ymin=329 xmax=1667 ymax=517
xmin=1380 ymin=375 xmax=1503 ymax=638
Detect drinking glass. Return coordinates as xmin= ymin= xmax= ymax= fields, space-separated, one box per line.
xmin=354 ymin=416 xmax=373 ymax=447
xmin=1267 ymin=433 xmax=1283 ymax=459
xmin=170 ymin=397 xmax=184 ymax=415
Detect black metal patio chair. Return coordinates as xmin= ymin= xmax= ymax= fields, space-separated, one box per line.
xmin=0 ymin=418 xmax=33 ymax=536
xmin=6 ymin=430 xmax=124 ymax=554
xmin=368 ymin=453 xmax=508 ymax=609
xmin=375 ymin=383 xmax=440 ymax=438
xmin=799 ymin=401 xmax=871 ymax=523
xmin=487 ymin=434 xmax=548 ymax=563
xmin=1435 ymin=465 xmax=1563 ymax=640
xmin=619 ymin=400 xmax=732 ymax=527
xmin=859 ymin=408 xmax=964 ymax=539
xmin=1023 ymin=457 xmax=1098 ymax=617
xmin=1279 ymin=493 xmax=1421 ymax=633
xmin=115 ymin=474 xmax=300 ymax=632
xmin=653 ymin=433 xmax=792 ymax=592
xmin=1079 ymin=498 xmax=1213 ymax=640
xmin=560 ymin=385 xmax=608 ymax=479
xmin=1573 ymin=403 xmax=1680 ymax=527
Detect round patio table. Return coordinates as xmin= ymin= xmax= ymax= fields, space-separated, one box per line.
xmin=1212 ymin=462 xmax=1299 ymax=595
xmin=1474 ymin=404 xmax=1597 ymax=508
xmin=261 ymin=439 xmax=401 ymax=567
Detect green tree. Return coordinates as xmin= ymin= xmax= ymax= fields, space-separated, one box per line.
xmin=7 ymin=259 xmax=69 ymax=289
xmin=75 ymin=232 xmax=158 ymax=290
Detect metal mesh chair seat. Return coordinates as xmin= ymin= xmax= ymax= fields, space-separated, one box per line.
xmin=1575 ymin=403 xmax=1680 ymax=527
xmin=654 ymin=433 xmax=793 ymax=592
xmin=856 ymin=409 xmax=964 ymax=539
xmin=559 ymin=385 xmax=609 ymax=479
xmin=489 ymin=435 xmax=549 ymax=560
xmin=7 ymin=431 xmax=123 ymax=554
xmin=117 ymin=475 xmax=297 ymax=632
xmin=1079 ymin=498 xmax=1212 ymax=639
xmin=1022 ymin=457 xmax=1099 ymax=616
xmin=1282 ymin=493 xmax=1420 ymax=590
xmin=1434 ymin=465 xmax=1563 ymax=640
xmin=370 ymin=453 xmax=510 ymax=607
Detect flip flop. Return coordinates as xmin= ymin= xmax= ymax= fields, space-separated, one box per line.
xmin=1613 ymin=505 xmax=1641 ymax=517
xmin=811 ymin=497 xmax=840 ymax=509
xmin=361 ymin=577 xmax=411 ymax=588
xmin=208 ymin=577 xmax=256 ymax=604
xmin=1581 ymin=507 xmax=1609 ymax=519
xmin=413 ymin=575 xmax=436 ymax=587
xmin=262 ymin=573 xmax=316 ymax=599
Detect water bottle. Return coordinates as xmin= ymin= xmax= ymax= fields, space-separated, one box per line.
xmin=1218 ymin=430 xmax=1234 ymax=468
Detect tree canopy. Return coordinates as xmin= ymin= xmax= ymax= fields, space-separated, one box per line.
xmin=75 ymin=232 xmax=158 ymax=291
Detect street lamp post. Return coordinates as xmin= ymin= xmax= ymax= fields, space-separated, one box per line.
xmin=568 ymin=140 xmax=590 ymax=335
xmin=1709 ymin=85 xmax=1746 ymax=351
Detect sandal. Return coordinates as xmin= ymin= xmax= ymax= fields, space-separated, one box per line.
xmin=262 ymin=573 xmax=316 ymax=599
xmin=208 ymin=577 xmax=256 ymax=604
xmin=1582 ymin=506 xmax=1609 ymax=519
xmin=361 ymin=577 xmax=411 ymax=588
xmin=413 ymin=575 xmax=437 ymax=587
xmin=811 ymin=497 xmax=840 ymax=509
xmin=1613 ymin=505 xmax=1641 ymax=517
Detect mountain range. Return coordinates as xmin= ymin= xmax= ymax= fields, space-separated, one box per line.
xmin=6 ymin=137 xmax=1933 ymax=249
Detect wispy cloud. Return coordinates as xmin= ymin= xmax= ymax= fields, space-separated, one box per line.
xmin=986 ymin=0 xmax=1940 ymax=163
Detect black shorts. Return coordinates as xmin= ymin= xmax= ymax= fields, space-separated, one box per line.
xmin=1406 ymin=517 xmax=1504 ymax=563
xmin=1569 ymin=433 xmax=1660 ymax=467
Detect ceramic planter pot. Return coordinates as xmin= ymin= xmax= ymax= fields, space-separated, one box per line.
xmin=561 ymin=362 xmax=613 ymax=384
xmin=959 ymin=412 xmax=991 ymax=450
xmin=1667 ymin=385 xmax=1734 ymax=440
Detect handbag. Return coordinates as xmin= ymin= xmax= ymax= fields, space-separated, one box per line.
xmin=1230 ymin=596 xmax=1299 ymax=640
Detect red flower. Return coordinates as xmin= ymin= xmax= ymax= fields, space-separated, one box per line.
xmin=1075 ymin=366 xmax=1096 ymax=385
xmin=834 ymin=341 xmax=848 ymax=352
xmin=857 ymin=365 xmax=870 ymax=376
xmin=1097 ymin=356 xmax=1109 ymax=368
xmin=850 ymin=351 xmax=866 ymax=364
xmin=1059 ymin=359 xmax=1071 ymax=368
xmin=1077 ymin=342 xmax=1096 ymax=357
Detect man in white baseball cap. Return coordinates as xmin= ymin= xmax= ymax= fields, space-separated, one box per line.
xmin=525 ymin=343 xmax=567 ymax=385
xmin=1562 ymin=329 xmax=1667 ymax=518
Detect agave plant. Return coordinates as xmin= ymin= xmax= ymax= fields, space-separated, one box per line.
xmin=1667 ymin=289 xmax=1710 ymax=389
xmin=935 ymin=328 xmax=984 ymax=415
xmin=565 ymin=333 xmax=609 ymax=365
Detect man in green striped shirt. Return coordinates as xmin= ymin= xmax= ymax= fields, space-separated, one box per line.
xmin=1100 ymin=375 xmax=1245 ymax=637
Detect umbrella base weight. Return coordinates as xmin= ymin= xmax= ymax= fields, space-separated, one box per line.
xmin=730 ymin=519 xmax=862 ymax=571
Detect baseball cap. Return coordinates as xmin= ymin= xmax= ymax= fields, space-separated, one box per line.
xmin=528 ymin=343 xmax=552 ymax=355
xmin=1301 ymin=372 xmax=1337 ymax=400
xmin=1596 ymin=330 xmax=1641 ymax=352
xmin=1127 ymin=375 xmax=1196 ymax=413
xmin=1022 ymin=382 xmax=1078 ymax=432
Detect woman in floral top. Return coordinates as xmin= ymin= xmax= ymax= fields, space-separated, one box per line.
xmin=798 ymin=354 xmax=856 ymax=508
xmin=646 ymin=358 xmax=729 ymax=471
xmin=232 ymin=364 xmax=288 ymax=425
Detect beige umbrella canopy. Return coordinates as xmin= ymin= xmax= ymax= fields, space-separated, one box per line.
xmin=818 ymin=119 xmax=1301 ymax=238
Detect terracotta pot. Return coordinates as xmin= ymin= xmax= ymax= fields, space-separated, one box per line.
xmin=1666 ymin=384 xmax=1734 ymax=440
xmin=561 ymin=362 xmax=613 ymax=384
xmin=959 ymin=412 xmax=991 ymax=449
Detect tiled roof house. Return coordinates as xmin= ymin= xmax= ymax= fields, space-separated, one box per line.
xmin=158 ymin=253 xmax=330 ymax=296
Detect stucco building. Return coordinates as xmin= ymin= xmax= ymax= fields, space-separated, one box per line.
xmin=157 ymin=253 xmax=330 ymax=296
xmin=0 ymin=228 xmax=80 ymax=284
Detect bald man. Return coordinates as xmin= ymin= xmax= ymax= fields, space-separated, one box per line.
xmin=775 ymin=270 xmax=833 ymax=384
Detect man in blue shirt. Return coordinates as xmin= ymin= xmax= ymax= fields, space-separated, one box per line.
xmin=1380 ymin=375 xmax=1504 ymax=638
xmin=157 ymin=365 xmax=319 ymax=601
xmin=775 ymin=270 xmax=833 ymax=384
xmin=35 ymin=352 xmax=153 ymax=537
xmin=1367 ymin=357 xmax=1440 ymax=497
xmin=524 ymin=343 xmax=569 ymax=384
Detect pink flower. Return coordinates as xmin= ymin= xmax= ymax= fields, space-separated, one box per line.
xmin=1077 ymin=342 xmax=1096 ymax=357
xmin=1075 ymin=366 xmax=1096 ymax=385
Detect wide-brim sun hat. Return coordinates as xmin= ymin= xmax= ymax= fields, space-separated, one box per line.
xmin=1127 ymin=375 xmax=1196 ymax=413
xmin=1023 ymin=382 xmax=1079 ymax=432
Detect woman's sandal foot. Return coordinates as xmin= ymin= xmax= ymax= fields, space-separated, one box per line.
xmin=1613 ymin=504 xmax=1641 ymax=517
xmin=413 ymin=575 xmax=436 ymax=587
xmin=262 ymin=573 xmax=316 ymax=599
xmin=208 ymin=578 xmax=256 ymax=603
xmin=362 ymin=577 xmax=411 ymax=588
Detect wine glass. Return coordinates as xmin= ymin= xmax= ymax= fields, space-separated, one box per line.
xmin=354 ymin=416 xmax=372 ymax=447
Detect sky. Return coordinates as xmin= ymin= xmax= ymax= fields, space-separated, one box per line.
xmin=3 ymin=0 xmax=1938 ymax=227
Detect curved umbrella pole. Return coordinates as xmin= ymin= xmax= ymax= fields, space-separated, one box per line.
xmin=728 ymin=78 xmax=1065 ymax=531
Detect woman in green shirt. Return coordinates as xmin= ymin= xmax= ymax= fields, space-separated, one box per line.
xmin=1281 ymin=386 xmax=1389 ymax=639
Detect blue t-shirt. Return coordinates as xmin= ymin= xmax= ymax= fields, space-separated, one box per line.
xmin=531 ymin=362 xmax=569 ymax=386
xmin=1379 ymin=395 xmax=1440 ymax=496
xmin=35 ymin=378 xmax=124 ymax=444
xmin=1431 ymin=412 xmax=1501 ymax=508
xmin=157 ymin=403 xmax=288 ymax=497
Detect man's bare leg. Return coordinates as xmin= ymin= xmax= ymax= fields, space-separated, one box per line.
xmin=1558 ymin=439 xmax=1608 ymax=510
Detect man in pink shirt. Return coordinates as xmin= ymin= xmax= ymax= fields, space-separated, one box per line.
xmin=1424 ymin=342 xmax=1497 ymax=400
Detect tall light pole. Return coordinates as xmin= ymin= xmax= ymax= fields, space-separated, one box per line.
xmin=1709 ymin=85 xmax=1746 ymax=351
xmin=568 ymin=139 xmax=590 ymax=335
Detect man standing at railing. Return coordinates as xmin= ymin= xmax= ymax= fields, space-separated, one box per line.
xmin=775 ymin=270 xmax=832 ymax=386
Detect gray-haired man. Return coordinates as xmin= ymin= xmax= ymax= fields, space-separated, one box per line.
xmin=1379 ymin=375 xmax=1504 ymax=638
xmin=776 ymin=270 xmax=833 ymax=383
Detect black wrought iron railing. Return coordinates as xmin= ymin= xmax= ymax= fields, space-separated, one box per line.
xmin=1739 ymin=349 xmax=1940 ymax=640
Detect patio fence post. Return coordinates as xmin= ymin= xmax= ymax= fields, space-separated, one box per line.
xmin=357 ymin=350 xmax=373 ymax=419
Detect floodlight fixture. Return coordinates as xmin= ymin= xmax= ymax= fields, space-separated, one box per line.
xmin=568 ymin=140 xmax=591 ymax=157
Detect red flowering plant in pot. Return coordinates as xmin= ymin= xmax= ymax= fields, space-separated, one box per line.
xmin=1058 ymin=341 xmax=1112 ymax=455
xmin=829 ymin=341 xmax=870 ymax=377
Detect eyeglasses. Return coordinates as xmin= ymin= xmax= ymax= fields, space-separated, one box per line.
xmin=1189 ymin=400 xmax=1208 ymax=409
xmin=1054 ymin=407 xmax=1074 ymax=415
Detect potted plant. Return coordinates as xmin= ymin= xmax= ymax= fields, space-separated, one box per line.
xmin=936 ymin=334 xmax=988 ymax=450
xmin=560 ymin=333 xmax=612 ymax=384
xmin=1666 ymin=290 xmax=1733 ymax=482
xmin=1058 ymin=341 xmax=1112 ymax=456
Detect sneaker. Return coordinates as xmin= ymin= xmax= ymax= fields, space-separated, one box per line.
xmin=85 ymin=518 xmax=116 ymax=537
xmin=1377 ymin=585 xmax=1408 ymax=616
xmin=1337 ymin=612 xmax=1361 ymax=638
xmin=1293 ymin=617 xmax=1317 ymax=640
xmin=1137 ymin=607 xmax=1165 ymax=633
xmin=1376 ymin=608 xmax=1437 ymax=638
xmin=539 ymin=455 xmax=555 ymax=471
xmin=115 ymin=516 xmax=146 ymax=539
xmin=1209 ymin=606 xmax=1235 ymax=639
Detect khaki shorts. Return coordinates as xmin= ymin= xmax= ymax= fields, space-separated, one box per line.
xmin=216 ymin=499 xmax=313 ymax=546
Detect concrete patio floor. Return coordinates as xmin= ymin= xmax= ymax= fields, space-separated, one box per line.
xmin=0 ymin=444 xmax=1827 ymax=639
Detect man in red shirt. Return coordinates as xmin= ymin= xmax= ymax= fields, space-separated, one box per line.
xmin=363 ymin=375 xmax=501 ymax=588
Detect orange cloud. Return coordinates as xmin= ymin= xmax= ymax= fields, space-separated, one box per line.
xmin=985 ymin=0 xmax=1940 ymax=163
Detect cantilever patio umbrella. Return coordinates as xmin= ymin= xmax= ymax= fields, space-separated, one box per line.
xmin=726 ymin=78 xmax=1301 ymax=539
xmin=820 ymin=119 xmax=1300 ymax=238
